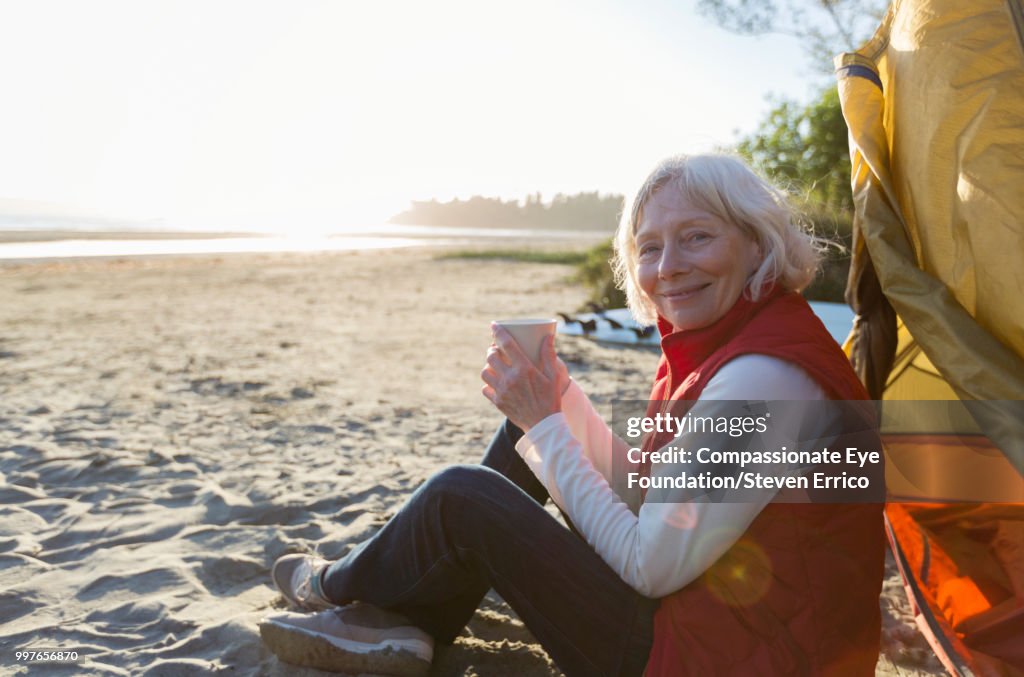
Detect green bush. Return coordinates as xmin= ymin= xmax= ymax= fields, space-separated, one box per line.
xmin=572 ymin=238 xmax=627 ymax=310
xmin=439 ymin=249 xmax=588 ymax=265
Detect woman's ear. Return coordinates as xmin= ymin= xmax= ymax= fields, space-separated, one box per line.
xmin=748 ymin=236 xmax=765 ymax=273
xmin=752 ymin=233 xmax=765 ymax=260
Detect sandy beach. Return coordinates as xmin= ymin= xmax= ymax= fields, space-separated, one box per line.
xmin=0 ymin=245 xmax=942 ymax=675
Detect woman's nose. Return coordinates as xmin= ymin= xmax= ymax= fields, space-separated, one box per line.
xmin=658 ymin=243 xmax=691 ymax=279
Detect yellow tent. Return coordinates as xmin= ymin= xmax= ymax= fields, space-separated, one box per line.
xmin=836 ymin=0 xmax=1024 ymax=673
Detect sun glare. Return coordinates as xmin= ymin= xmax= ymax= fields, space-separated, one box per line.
xmin=0 ymin=1 xmax=810 ymax=234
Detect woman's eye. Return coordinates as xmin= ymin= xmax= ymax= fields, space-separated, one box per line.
xmin=687 ymin=232 xmax=711 ymax=244
xmin=638 ymin=245 xmax=660 ymax=257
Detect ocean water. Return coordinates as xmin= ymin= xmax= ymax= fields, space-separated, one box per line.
xmin=0 ymin=224 xmax=601 ymax=262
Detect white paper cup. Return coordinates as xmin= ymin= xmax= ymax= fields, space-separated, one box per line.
xmin=494 ymin=318 xmax=557 ymax=367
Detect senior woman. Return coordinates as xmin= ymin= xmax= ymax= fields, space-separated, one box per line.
xmin=261 ymin=154 xmax=885 ymax=676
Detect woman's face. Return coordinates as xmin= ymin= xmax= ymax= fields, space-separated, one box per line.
xmin=635 ymin=187 xmax=762 ymax=332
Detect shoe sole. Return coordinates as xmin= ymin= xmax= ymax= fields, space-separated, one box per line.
xmin=260 ymin=617 xmax=431 ymax=676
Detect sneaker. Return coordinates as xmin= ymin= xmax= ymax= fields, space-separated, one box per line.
xmin=260 ymin=604 xmax=433 ymax=676
xmin=271 ymin=553 xmax=333 ymax=611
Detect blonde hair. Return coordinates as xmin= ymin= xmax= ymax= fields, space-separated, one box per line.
xmin=612 ymin=153 xmax=823 ymax=325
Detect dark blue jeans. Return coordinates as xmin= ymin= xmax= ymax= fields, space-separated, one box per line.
xmin=320 ymin=419 xmax=658 ymax=677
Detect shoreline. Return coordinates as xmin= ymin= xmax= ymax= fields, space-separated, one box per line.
xmin=0 ymin=228 xmax=610 ymax=267
xmin=0 ymin=225 xmax=613 ymax=243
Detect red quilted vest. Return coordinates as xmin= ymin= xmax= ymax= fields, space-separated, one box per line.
xmin=642 ymin=291 xmax=885 ymax=676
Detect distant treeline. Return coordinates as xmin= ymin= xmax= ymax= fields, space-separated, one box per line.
xmin=389 ymin=192 xmax=624 ymax=231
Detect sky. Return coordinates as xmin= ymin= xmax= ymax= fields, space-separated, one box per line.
xmin=0 ymin=0 xmax=833 ymax=232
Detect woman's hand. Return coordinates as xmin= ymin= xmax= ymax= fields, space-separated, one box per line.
xmin=480 ymin=324 xmax=569 ymax=432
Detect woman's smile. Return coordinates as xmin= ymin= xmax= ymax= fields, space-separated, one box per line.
xmin=659 ymin=283 xmax=712 ymax=302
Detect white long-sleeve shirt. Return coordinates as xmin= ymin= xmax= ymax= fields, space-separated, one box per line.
xmin=514 ymin=354 xmax=826 ymax=598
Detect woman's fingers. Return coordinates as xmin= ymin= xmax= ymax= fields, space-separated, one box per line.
xmin=491 ymin=324 xmax=530 ymax=364
xmin=481 ymin=326 xmax=563 ymax=430
xmin=480 ymin=364 xmax=501 ymax=389
xmin=539 ymin=334 xmax=557 ymax=374
xmin=486 ymin=346 xmax=511 ymax=369
xmin=481 ymin=338 xmax=511 ymax=406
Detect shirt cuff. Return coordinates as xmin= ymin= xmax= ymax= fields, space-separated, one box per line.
xmin=514 ymin=411 xmax=569 ymax=459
